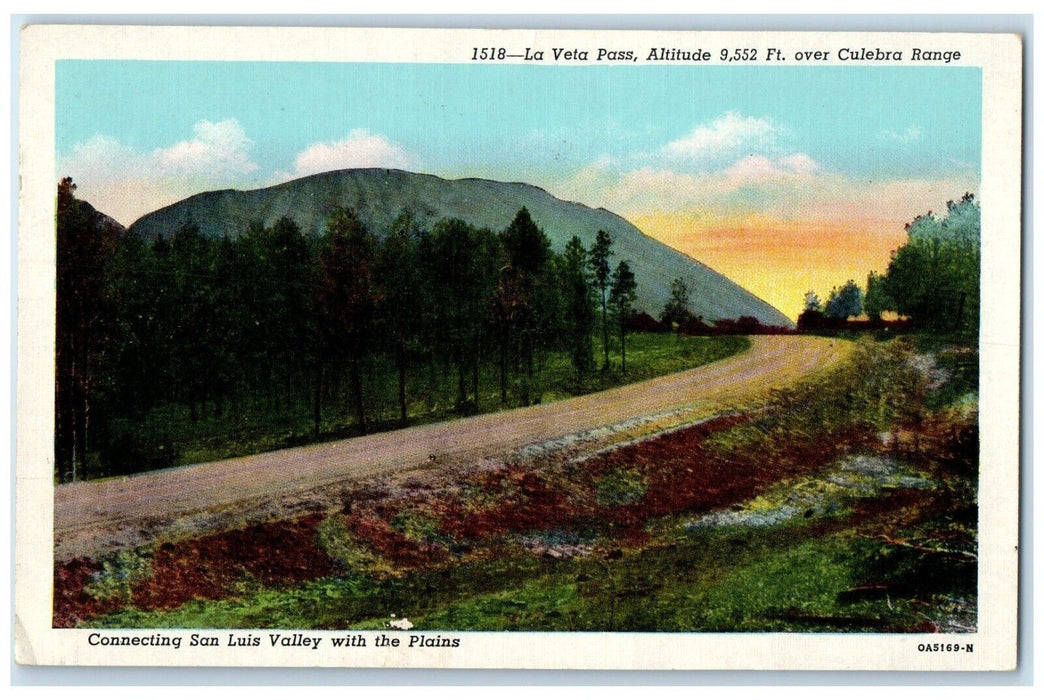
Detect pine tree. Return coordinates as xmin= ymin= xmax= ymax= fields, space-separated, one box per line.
xmin=55 ymin=178 xmax=121 ymax=481
xmin=589 ymin=229 xmax=614 ymax=370
xmin=562 ymin=236 xmax=596 ymax=386
xmin=378 ymin=211 xmax=424 ymax=426
xmin=609 ymin=260 xmax=638 ymax=372
xmin=500 ymin=208 xmax=552 ymax=405
xmin=316 ymin=207 xmax=378 ymax=434
xmin=660 ymin=277 xmax=693 ymax=331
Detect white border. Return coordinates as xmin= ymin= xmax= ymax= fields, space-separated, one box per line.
xmin=14 ymin=25 xmax=1024 ymax=671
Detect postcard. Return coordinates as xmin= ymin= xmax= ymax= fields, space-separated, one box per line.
xmin=15 ymin=24 xmax=1022 ymax=670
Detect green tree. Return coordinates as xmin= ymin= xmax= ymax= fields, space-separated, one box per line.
xmin=316 ymin=207 xmax=378 ymax=434
xmin=166 ymin=223 xmax=226 ymax=422
xmin=501 ymin=207 xmax=551 ymax=278
xmin=233 ymin=217 xmax=317 ymax=413
xmin=500 ymin=208 xmax=553 ymax=405
xmin=824 ymin=280 xmax=864 ymax=320
xmin=378 ymin=211 xmax=425 ymax=426
xmin=428 ymin=218 xmax=499 ymax=413
xmin=265 ymin=217 xmax=318 ymax=406
xmin=492 ymin=261 xmax=526 ymax=405
xmin=561 ymin=236 xmax=596 ymax=385
xmin=589 ymin=229 xmax=614 ymax=370
xmin=863 ymin=271 xmax=891 ymax=322
xmin=105 ymin=230 xmax=164 ymax=418
xmin=55 ymin=178 xmax=121 ymax=481
xmin=609 ymin=260 xmax=638 ymax=372
xmin=881 ymin=193 xmax=980 ymax=335
xmin=660 ymin=277 xmax=693 ymax=331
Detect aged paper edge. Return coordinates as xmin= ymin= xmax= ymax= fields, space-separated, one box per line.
xmin=15 ymin=25 xmax=1023 ymax=671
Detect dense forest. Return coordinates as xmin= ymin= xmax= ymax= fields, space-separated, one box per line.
xmin=55 ymin=179 xmax=648 ymax=483
xmin=55 ymin=176 xmax=982 ymax=483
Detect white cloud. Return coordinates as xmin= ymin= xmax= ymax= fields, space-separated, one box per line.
xmin=61 ymin=135 xmax=144 ymax=181
xmin=551 ymin=112 xmax=965 ymax=230
xmin=58 ymin=118 xmax=261 ymax=225
xmin=293 ymin=129 xmax=416 ymax=177
xmin=555 ymin=149 xmax=822 ymax=216
xmin=58 ymin=122 xmax=420 ymax=225
xmin=664 ymin=112 xmax=782 ymax=163
xmin=721 ymin=152 xmax=820 ymax=184
xmin=777 ymin=153 xmax=818 ymax=174
xmin=152 ymin=119 xmax=258 ymax=177
xmin=552 ymin=152 xmax=973 ymax=233
xmin=551 ymin=113 xmax=819 ymax=217
xmin=878 ymin=126 xmax=923 ymax=143
xmin=723 ymin=154 xmax=781 ymax=181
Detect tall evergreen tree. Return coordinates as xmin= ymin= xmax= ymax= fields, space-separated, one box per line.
xmin=589 ymin=229 xmax=614 ymax=370
xmin=492 ymin=265 xmax=525 ymax=405
xmin=166 ymin=223 xmax=223 ymax=422
xmin=266 ymin=217 xmax=317 ymax=398
xmin=660 ymin=277 xmax=693 ymax=331
xmin=501 ymin=207 xmax=551 ymax=278
xmin=609 ymin=260 xmax=638 ymax=372
xmin=428 ymin=218 xmax=499 ymax=413
xmin=316 ymin=207 xmax=378 ymax=434
xmin=561 ymin=236 xmax=596 ymax=386
xmin=378 ymin=211 xmax=424 ymax=426
xmin=500 ymin=208 xmax=552 ymax=405
xmin=55 ymin=178 xmax=121 ymax=481
xmin=106 ymin=230 xmax=162 ymax=418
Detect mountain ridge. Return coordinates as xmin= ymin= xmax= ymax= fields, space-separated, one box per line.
xmin=128 ymin=168 xmax=793 ymax=327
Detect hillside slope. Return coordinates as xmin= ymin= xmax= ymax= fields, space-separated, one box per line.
xmin=129 ymin=169 xmax=792 ymax=326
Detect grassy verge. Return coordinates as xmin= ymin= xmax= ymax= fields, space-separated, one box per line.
xmin=67 ymin=336 xmax=977 ymax=632
xmin=85 ymin=506 xmax=966 ymax=633
xmin=90 ymin=333 xmax=748 ymax=476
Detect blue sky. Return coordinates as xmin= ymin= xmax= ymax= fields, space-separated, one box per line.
xmin=56 ymin=60 xmax=981 ymax=318
xmin=57 ymin=61 xmax=980 ymax=188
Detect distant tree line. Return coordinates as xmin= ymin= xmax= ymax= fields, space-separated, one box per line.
xmin=54 ymin=179 xmax=643 ymax=482
xmin=799 ymin=194 xmax=980 ymax=337
xmin=651 ymin=278 xmax=792 ymax=336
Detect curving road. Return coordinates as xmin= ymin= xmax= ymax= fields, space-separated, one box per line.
xmin=54 ymin=335 xmax=850 ymax=559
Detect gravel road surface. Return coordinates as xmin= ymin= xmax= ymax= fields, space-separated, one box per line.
xmin=53 ymin=335 xmax=849 ymax=560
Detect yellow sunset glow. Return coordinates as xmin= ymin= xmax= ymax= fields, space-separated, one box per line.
xmin=633 ymin=213 xmax=909 ymax=322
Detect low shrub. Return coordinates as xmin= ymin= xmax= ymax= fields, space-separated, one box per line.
xmin=595 ymin=466 xmax=648 ymax=507
xmin=315 ymin=515 xmax=397 ymax=579
xmin=83 ymin=548 xmax=154 ymax=604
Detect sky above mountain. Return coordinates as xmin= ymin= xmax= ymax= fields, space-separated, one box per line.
xmin=56 ymin=60 xmax=980 ymax=320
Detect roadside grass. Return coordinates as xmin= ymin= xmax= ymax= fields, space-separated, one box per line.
xmin=542 ymin=333 xmax=750 ymax=398
xmin=94 ymin=333 xmax=748 ymax=476
xmin=409 ymin=523 xmax=947 ymax=633
xmin=87 ymin=514 xmax=957 ymax=633
xmin=72 ymin=336 xmax=978 ymax=632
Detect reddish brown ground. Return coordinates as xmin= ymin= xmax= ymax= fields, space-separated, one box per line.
xmin=54 ymin=515 xmax=338 ymax=628
xmin=54 ymin=407 xmax=888 ymax=627
xmin=438 ymin=414 xmax=875 ymax=541
xmin=53 ymin=558 xmax=125 ymax=627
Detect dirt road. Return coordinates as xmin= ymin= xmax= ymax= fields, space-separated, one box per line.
xmin=54 ymin=335 xmax=850 ymax=560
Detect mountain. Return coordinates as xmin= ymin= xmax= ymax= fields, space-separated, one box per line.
xmin=128 ymin=169 xmax=792 ymax=327
xmin=70 ymin=194 xmax=127 ymax=238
